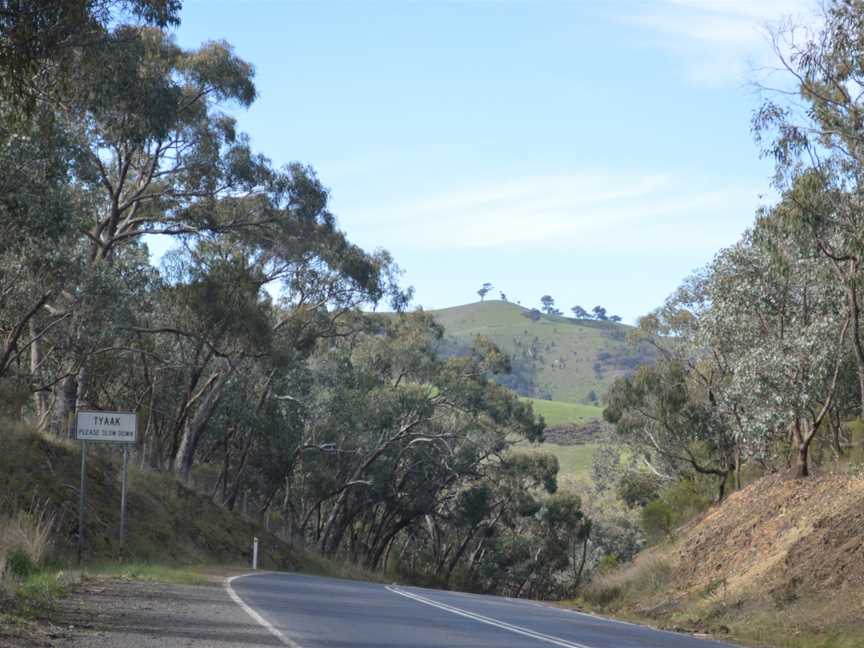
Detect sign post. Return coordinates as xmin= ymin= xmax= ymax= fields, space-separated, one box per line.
xmin=78 ymin=439 xmax=87 ymax=565
xmin=120 ymin=444 xmax=129 ymax=546
xmin=76 ymin=410 xmax=138 ymax=561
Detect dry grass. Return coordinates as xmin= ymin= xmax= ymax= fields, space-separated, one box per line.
xmin=579 ymin=555 xmax=672 ymax=610
xmin=0 ymin=499 xmax=57 ymax=579
xmin=569 ymin=473 xmax=864 ymax=647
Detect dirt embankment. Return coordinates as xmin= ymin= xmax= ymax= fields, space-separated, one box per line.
xmin=672 ymin=474 xmax=864 ymax=599
xmin=542 ymin=420 xmax=606 ymax=445
xmin=584 ymin=473 xmax=864 ymax=646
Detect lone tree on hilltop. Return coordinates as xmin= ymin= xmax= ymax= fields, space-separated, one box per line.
xmin=500 ymin=292 xmax=507 ymax=302
xmin=592 ymin=305 xmax=608 ymax=320
xmin=610 ymin=315 xmax=622 ymax=323
xmin=540 ymin=295 xmax=556 ymax=314
xmin=477 ymin=283 xmax=493 ymax=302
xmin=571 ymin=305 xmax=589 ymax=319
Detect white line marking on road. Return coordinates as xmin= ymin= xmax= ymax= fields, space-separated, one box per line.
xmin=387 ymin=586 xmax=594 ymax=648
xmin=226 ymin=574 xmax=303 ymax=648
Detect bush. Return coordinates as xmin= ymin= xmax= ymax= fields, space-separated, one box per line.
xmin=617 ymin=471 xmax=661 ymax=508
xmin=641 ymin=500 xmax=674 ymax=544
xmin=0 ymin=501 xmax=56 ymax=568
xmin=5 ymin=546 xmax=35 ymax=580
xmin=661 ymin=477 xmax=712 ymax=521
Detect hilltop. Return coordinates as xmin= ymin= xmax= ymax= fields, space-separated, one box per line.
xmin=430 ymin=301 xmax=655 ymax=404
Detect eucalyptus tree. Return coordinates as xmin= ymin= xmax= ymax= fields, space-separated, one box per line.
xmin=603 ymin=358 xmax=738 ymax=500
xmin=754 ymin=0 xmax=864 ymax=416
xmin=278 ymin=312 xmax=543 ymax=566
xmin=698 ymin=224 xmax=850 ymax=477
xmin=0 ymin=0 xmax=181 ymax=105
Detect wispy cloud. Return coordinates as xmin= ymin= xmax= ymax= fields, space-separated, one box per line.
xmin=622 ymin=0 xmax=817 ymax=87
xmin=344 ymin=172 xmax=765 ymax=256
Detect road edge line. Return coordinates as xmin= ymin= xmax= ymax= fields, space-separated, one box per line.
xmin=225 ymin=573 xmax=303 ymax=648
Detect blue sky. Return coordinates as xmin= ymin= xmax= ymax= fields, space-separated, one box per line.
xmin=170 ymin=0 xmax=815 ymax=322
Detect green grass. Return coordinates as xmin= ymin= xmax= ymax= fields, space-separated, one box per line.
xmin=524 ymin=398 xmax=603 ymax=426
xmin=517 ymin=442 xmax=599 ymax=483
xmin=431 ymin=301 xmax=653 ymax=403
xmin=13 ymin=570 xmax=70 ymax=617
xmin=83 ymin=562 xmax=208 ymax=586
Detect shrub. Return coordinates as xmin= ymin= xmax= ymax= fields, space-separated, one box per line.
xmin=5 ymin=546 xmax=35 ymax=580
xmin=661 ymin=477 xmax=712 ymax=521
xmin=617 ymin=471 xmax=661 ymax=508
xmin=641 ymin=500 xmax=674 ymax=544
xmin=0 ymin=500 xmax=57 ymax=578
xmin=596 ymin=553 xmax=619 ymax=573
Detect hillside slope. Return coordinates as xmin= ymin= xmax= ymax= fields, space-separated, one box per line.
xmin=0 ymin=426 xmax=297 ymax=569
xmin=581 ymin=474 xmax=864 ymax=647
xmin=431 ymin=301 xmax=654 ymax=404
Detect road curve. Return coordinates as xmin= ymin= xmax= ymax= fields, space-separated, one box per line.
xmin=228 ymin=571 xmax=738 ymax=648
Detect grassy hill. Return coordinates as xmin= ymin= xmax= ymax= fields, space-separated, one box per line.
xmin=431 ymin=301 xmax=654 ymax=404
xmin=0 ymin=423 xmax=298 ymax=570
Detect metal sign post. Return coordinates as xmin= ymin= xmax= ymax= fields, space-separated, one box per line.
xmin=78 ymin=440 xmax=87 ymax=565
xmin=76 ymin=410 xmax=138 ymax=561
xmin=120 ymin=444 xmax=129 ymax=547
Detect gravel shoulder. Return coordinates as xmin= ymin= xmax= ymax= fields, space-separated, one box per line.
xmin=3 ymin=575 xmax=281 ymax=648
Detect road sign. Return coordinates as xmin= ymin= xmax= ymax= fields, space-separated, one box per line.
xmin=75 ymin=410 xmax=138 ymax=562
xmin=76 ymin=410 xmax=137 ymax=443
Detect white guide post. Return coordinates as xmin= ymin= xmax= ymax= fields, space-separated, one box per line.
xmin=253 ymin=536 xmax=259 ymax=570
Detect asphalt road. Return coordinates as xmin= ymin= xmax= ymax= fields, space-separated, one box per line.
xmin=228 ymin=572 xmax=738 ymax=648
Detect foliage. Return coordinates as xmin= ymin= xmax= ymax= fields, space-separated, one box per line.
xmin=13 ymin=571 xmax=68 ymax=617
xmin=640 ymin=500 xmax=674 ymax=545
xmin=4 ymin=548 xmax=35 ymax=580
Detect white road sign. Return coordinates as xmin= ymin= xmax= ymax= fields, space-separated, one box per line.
xmin=76 ymin=410 xmax=137 ymax=443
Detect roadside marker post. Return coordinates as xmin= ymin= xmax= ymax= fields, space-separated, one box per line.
xmin=75 ymin=410 xmax=138 ymax=563
xmin=253 ymin=537 xmax=259 ymax=570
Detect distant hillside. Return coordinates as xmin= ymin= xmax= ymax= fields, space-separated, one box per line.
xmin=431 ymin=301 xmax=655 ymax=404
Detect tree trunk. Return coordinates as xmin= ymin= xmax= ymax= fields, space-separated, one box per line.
xmin=225 ymin=429 xmax=255 ymax=510
xmin=734 ymin=445 xmax=742 ymax=491
xmin=575 ymin=529 xmax=590 ymax=590
xmin=716 ymin=471 xmax=728 ymax=503
xmin=830 ymin=409 xmax=844 ymax=460
xmin=174 ymin=371 xmax=228 ymax=482
xmin=793 ymin=442 xmax=810 ymax=479
xmin=846 ymin=285 xmax=864 ymax=420
xmin=51 ymin=374 xmax=77 ymax=437
xmin=74 ymin=365 xmax=88 ymax=413
xmin=319 ymin=489 xmax=350 ymax=555
xmin=29 ymin=321 xmax=50 ymax=434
